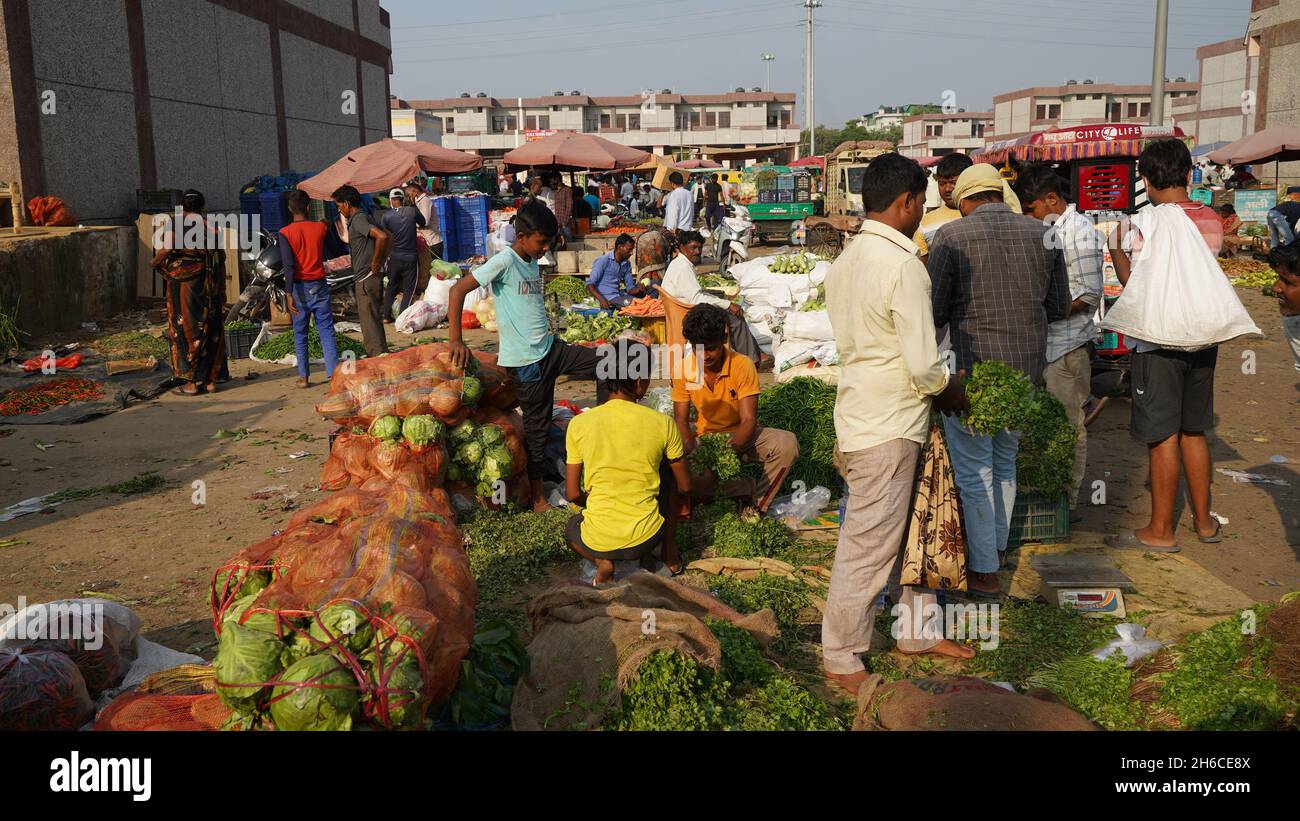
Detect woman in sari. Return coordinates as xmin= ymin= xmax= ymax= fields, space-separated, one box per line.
xmin=151 ymin=189 xmax=229 ymax=395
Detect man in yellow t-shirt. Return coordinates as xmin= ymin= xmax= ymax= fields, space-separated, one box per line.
xmin=671 ymin=304 xmax=799 ymax=512
xmin=913 ymin=153 xmax=972 ymax=262
xmin=566 ymin=339 xmax=693 ymax=584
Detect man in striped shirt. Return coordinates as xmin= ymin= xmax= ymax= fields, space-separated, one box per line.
xmin=1014 ymin=164 xmax=1105 ymax=514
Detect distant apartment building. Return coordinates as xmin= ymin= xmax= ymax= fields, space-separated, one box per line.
xmin=390 ymin=101 xmax=443 ymax=145
xmin=862 ymin=106 xmax=911 ymax=130
xmin=1172 ymin=39 xmax=1256 ymax=146
xmin=396 ymin=89 xmax=800 ymax=165
xmin=989 ymin=81 xmax=1198 ymax=142
xmin=898 ymin=112 xmax=992 ymax=158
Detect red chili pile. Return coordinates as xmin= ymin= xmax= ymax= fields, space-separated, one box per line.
xmin=0 ymin=377 xmax=103 ymax=416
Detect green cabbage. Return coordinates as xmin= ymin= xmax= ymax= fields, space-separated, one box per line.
xmin=401 ymin=415 xmax=444 ymax=448
xmin=455 ymin=440 xmax=483 ymax=466
xmin=450 ymin=421 xmax=478 ymax=445
xmin=309 ymin=602 xmax=374 ymax=656
xmin=215 ymin=605 xmax=285 ymax=715
xmin=486 ymin=444 xmax=513 ymax=471
xmin=368 ymin=415 xmax=402 ymax=441
xmin=479 ymin=458 xmax=507 ymax=485
xmin=462 ymin=376 xmax=483 ymax=406
xmin=477 ymin=424 xmax=505 ymax=447
xmin=368 ymin=658 xmax=425 ymax=729
xmin=269 ymin=654 xmax=359 ymax=731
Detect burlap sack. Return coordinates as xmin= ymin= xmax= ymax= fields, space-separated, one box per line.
xmin=510 ymin=574 xmax=779 ymax=731
xmin=854 ymin=674 xmax=1096 ymax=731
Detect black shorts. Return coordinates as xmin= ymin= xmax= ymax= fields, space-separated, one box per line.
xmin=564 ymin=513 xmax=665 ymax=562
xmin=1130 ymin=346 xmax=1218 ymax=444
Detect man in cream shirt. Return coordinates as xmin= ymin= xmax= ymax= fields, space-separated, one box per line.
xmin=822 ymin=153 xmax=973 ymax=695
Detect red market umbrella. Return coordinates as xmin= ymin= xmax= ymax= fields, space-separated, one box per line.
xmin=502 ymin=131 xmax=650 ymax=172
xmin=677 ymin=158 xmax=722 ymax=169
xmin=298 ymin=138 xmax=484 ymax=199
xmin=789 ymin=155 xmax=825 ymax=170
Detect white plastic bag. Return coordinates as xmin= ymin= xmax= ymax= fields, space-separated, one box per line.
xmin=1091 ymin=623 xmax=1165 ymax=667
xmin=783 ymin=310 xmax=835 ymax=342
xmin=423 ymin=275 xmax=453 ymax=310
xmin=1100 ymin=204 xmax=1261 ymax=351
xmin=768 ymin=485 xmax=832 ymax=523
xmin=395 ymin=300 xmax=446 ymax=334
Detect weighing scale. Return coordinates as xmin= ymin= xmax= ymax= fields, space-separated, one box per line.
xmin=1031 ymin=554 xmax=1136 ymax=618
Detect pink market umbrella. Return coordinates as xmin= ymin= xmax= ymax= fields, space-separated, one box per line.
xmin=1207 ymin=126 xmax=1300 ymax=191
xmin=502 ymin=131 xmax=650 ymax=172
xmin=298 ymin=138 xmax=484 ymax=199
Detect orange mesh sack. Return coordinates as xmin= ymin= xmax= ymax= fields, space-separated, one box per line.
xmin=206 ymin=476 xmax=477 ymax=730
xmin=95 ymin=693 xmax=231 ymax=731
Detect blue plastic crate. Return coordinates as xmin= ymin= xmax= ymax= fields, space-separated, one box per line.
xmin=239 ymin=192 xmax=261 ymax=217
xmin=258 ymin=191 xmax=290 ymax=232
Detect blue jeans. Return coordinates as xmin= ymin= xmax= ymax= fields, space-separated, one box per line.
xmin=941 ymin=415 xmax=1021 ymax=574
xmin=1267 ymin=209 xmax=1296 ymax=250
xmin=291 ymin=279 xmax=338 ymax=379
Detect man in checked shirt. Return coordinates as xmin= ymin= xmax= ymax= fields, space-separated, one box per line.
xmin=1014 ymin=164 xmax=1105 ymax=517
xmin=927 ymin=164 xmax=1072 ymax=597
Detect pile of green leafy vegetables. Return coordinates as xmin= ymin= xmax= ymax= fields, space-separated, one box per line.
xmin=961 ymin=360 xmax=1076 ymax=494
xmin=757 ymin=376 xmax=838 ymax=491
xmin=459 ymin=507 xmax=572 ymax=626
xmin=435 ymin=620 xmax=529 ymax=730
xmin=560 ymin=311 xmax=633 ymax=344
xmin=688 ymin=432 xmax=742 ymax=482
xmin=252 ymin=326 xmax=366 ymax=361
xmin=447 ymin=419 xmax=516 ymax=498
xmin=709 ymin=510 xmax=796 ymax=560
xmin=545 ymin=275 xmax=590 ymax=303
xmin=608 ymin=619 xmax=843 ymax=731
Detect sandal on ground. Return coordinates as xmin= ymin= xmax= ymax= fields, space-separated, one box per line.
xmin=294 ymin=377 xmax=310 ymax=388
xmin=1104 ymin=530 xmax=1179 ymax=552
xmin=171 ymin=384 xmax=201 ymax=396
xmin=1194 ymin=522 xmax=1223 ymax=544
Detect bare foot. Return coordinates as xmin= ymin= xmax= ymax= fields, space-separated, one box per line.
xmin=203 ymin=382 xmax=218 ymax=395
xmin=824 ymin=669 xmax=870 ymax=696
xmin=593 ymin=559 xmax=614 ymax=584
xmin=294 ymin=377 xmax=309 ymax=388
xmin=532 ymin=499 xmax=553 ymax=514
xmin=900 ymin=639 xmax=976 ymax=660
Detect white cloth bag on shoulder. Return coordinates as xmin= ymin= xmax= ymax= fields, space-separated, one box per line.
xmin=1100 ymin=203 xmax=1260 ymax=351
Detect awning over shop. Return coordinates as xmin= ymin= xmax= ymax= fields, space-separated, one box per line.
xmin=788 ymin=155 xmax=825 ymax=170
xmin=974 ymin=124 xmax=1186 ymax=165
xmin=700 ymin=144 xmax=798 ymax=162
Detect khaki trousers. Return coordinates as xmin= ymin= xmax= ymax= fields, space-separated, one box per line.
xmin=1043 ymin=345 xmax=1090 ymax=508
xmin=822 ymin=438 xmax=939 ymax=675
xmin=690 ymin=427 xmax=799 ymax=511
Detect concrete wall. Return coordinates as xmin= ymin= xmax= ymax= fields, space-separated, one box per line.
xmin=0 ymin=228 xmax=136 ymax=335
xmin=6 ymin=0 xmax=392 ymax=223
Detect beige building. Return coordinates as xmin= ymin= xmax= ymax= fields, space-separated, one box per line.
xmin=390 ymin=103 xmax=443 ymax=145
xmin=898 ymin=112 xmax=992 ymax=158
xmin=1176 ymin=1 xmax=1300 ymax=186
xmin=396 ymin=90 xmax=800 ymax=164
xmin=990 ymin=81 xmax=1198 ymax=142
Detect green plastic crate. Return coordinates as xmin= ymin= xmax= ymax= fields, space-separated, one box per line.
xmin=1007 ymin=489 xmax=1070 ymax=547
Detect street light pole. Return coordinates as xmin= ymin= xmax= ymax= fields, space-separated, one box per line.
xmin=762 ymin=53 xmax=775 ymax=93
xmin=805 ymin=1 xmax=821 ymax=155
xmin=1150 ymin=0 xmax=1169 ymax=126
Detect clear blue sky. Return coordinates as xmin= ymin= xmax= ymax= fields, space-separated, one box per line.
xmin=385 ymin=0 xmax=1254 ymax=127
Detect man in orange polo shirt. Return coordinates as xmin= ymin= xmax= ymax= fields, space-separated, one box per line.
xmin=672 ymin=304 xmax=799 ymax=511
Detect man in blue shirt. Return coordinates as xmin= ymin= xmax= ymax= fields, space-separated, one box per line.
xmin=379 ymin=188 xmax=426 ymax=323
xmin=585 ymin=234 xmax=645 ymax=309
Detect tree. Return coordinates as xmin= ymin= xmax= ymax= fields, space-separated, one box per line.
xmin=799 ymin=121 xmax=901 ymax=156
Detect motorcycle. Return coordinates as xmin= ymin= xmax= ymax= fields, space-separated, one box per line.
xmin=713 ymin=203 xmax=754 ymax=276
xmin=225 ymin=230 xmax=358 ymax=324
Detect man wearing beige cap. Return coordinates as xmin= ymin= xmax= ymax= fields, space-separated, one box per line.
xmin=926 ymin=163 xmax=1071 ymax=597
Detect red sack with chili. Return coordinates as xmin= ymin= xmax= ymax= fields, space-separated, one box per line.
xmin=0 ymin=648 xmax=94 ymax=731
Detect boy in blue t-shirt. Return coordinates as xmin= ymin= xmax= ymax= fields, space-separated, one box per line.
xmin=447 ymin=200 xmax=605 ymax=511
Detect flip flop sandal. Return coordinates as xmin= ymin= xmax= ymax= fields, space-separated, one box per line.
xmin=1195 ymin=523 xmax=1223 ymax=544
xmin=1105 ymin=530 xmax=1179 ymax=552
xmin=171 ymin=385 xmax=200 ymax=396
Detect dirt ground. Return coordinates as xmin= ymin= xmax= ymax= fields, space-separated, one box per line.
xmin=1 ymin=276 xmax=1296 ymax=655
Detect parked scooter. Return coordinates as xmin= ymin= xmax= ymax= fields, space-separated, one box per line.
xmin=713 ymin=203 xmax=754 ymax=276
xmin=225 ymin=231 xmax=357 ymax=324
